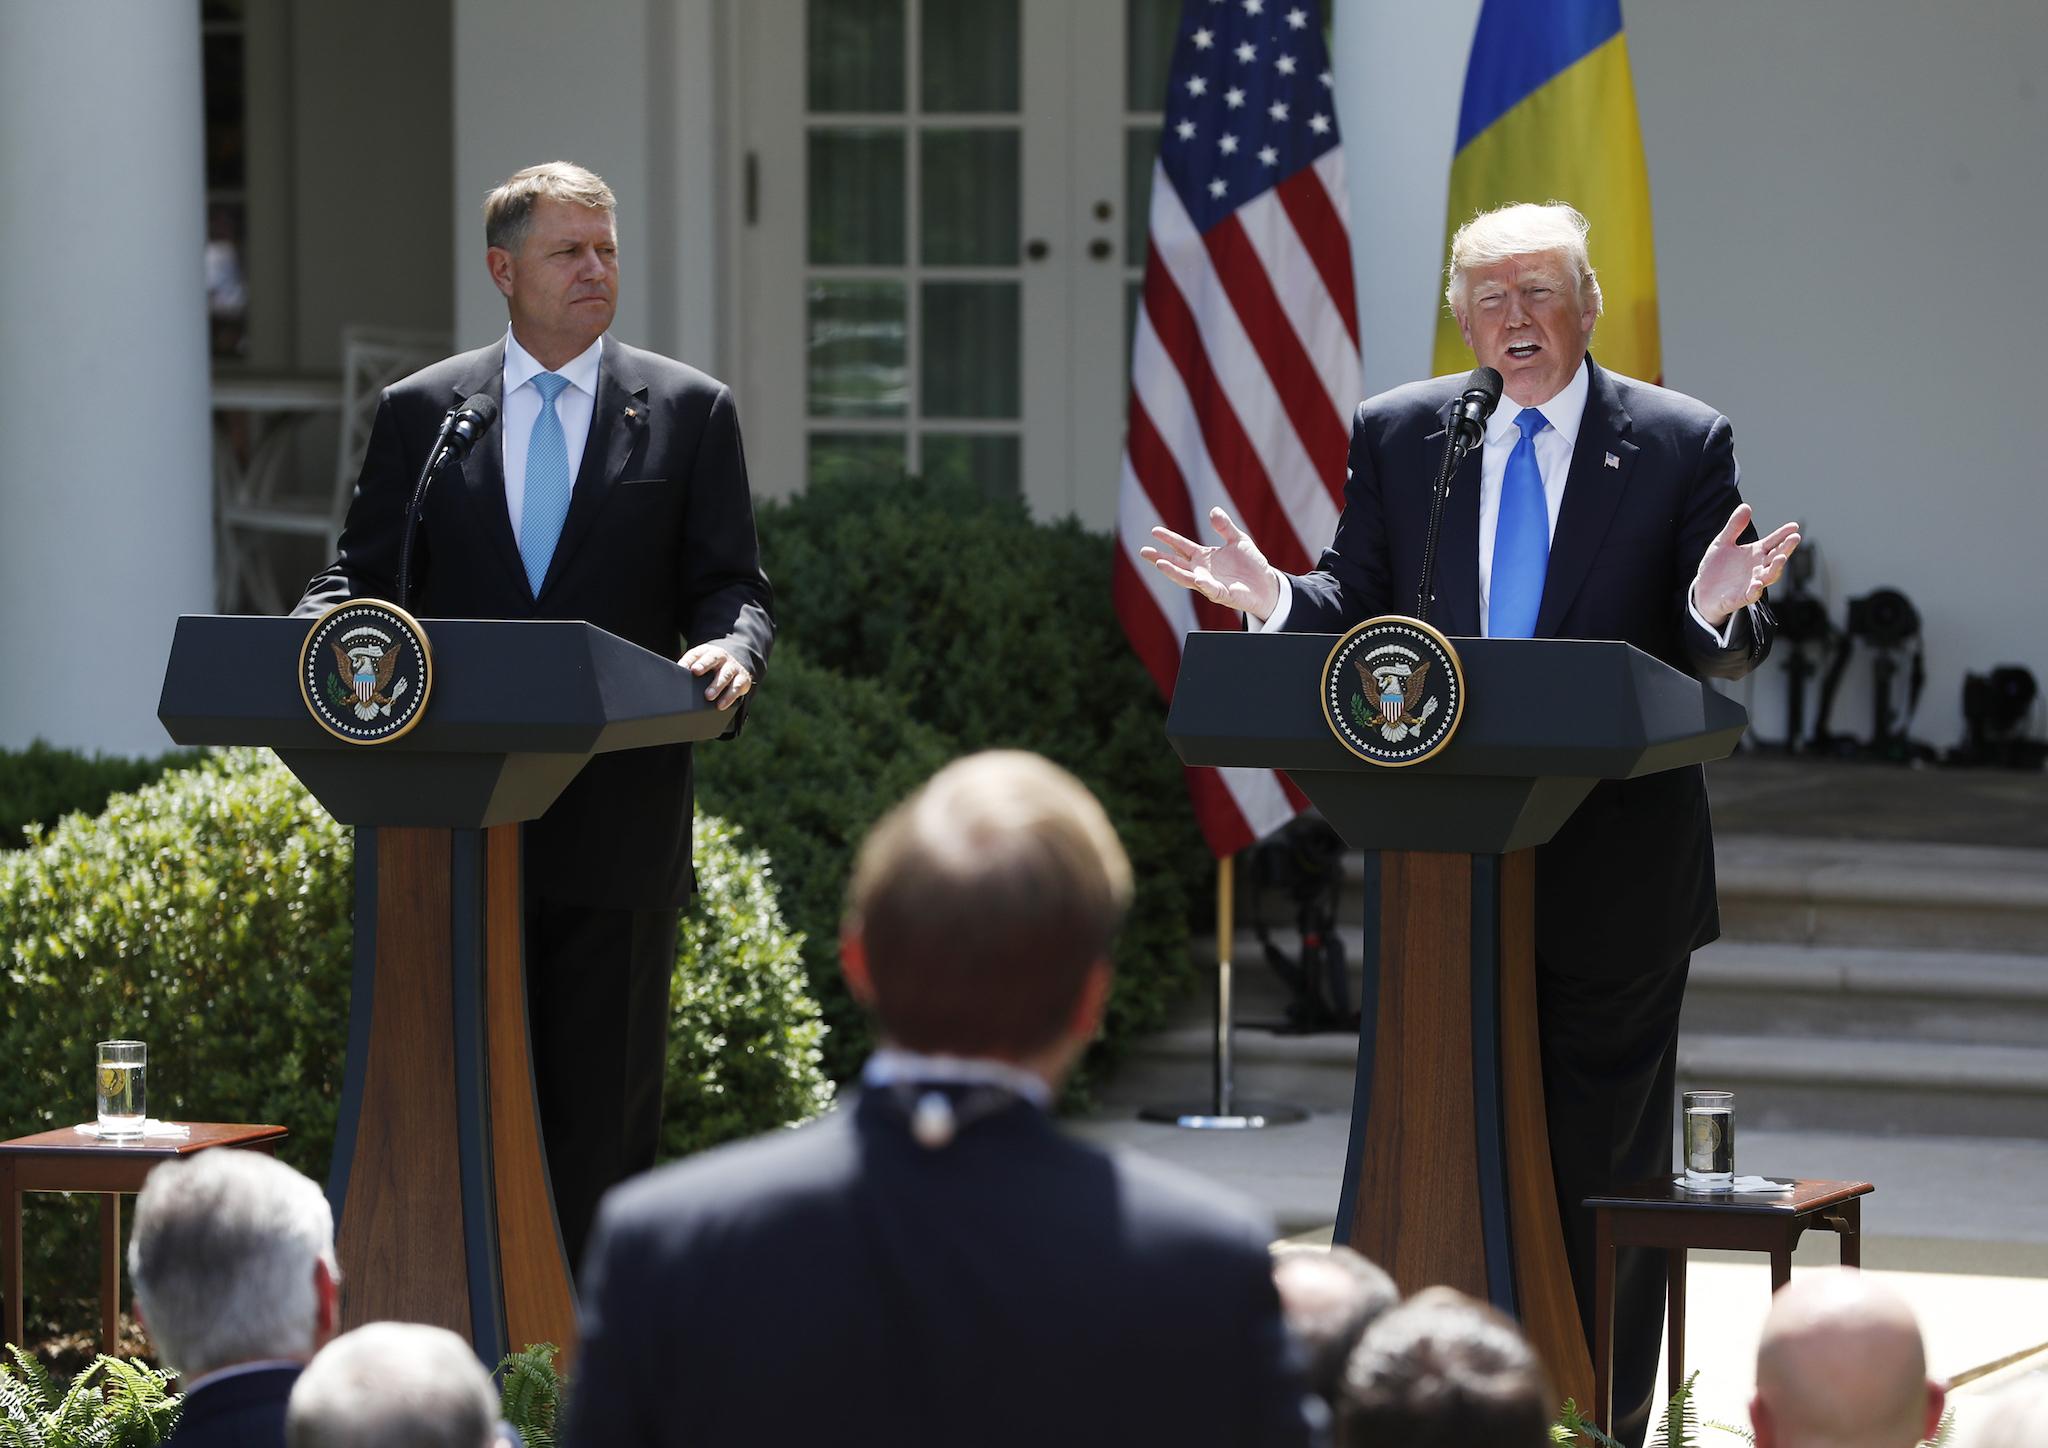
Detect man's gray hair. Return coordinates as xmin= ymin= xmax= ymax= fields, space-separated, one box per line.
xmin=483 ymin=160 xmax=617 ymax=253
xmin=1445 ymin=201 xmax=1603 ymax=318
xmin=127 ymin=1149 xmax=336 ymax=1379
xmin=287 ymin=1322 xmax=499 ymax=1448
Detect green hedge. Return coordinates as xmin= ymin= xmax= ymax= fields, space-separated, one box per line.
xmin=0 ymin=740 xmax=204 ymax=852
xmin=753 ymin=472 xmax=1212 ymax=1081
xmin=695 ymin=647 xmax=953 ymax=1079
xmin=0 ymin=750 xmax=826 ymax=1332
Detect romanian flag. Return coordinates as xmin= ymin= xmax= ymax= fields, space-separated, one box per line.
xmin=1431 ymin=0 xmax=1661 ymax=383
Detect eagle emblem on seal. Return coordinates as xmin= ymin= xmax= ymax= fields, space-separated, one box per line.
xmin=329 ymin=633 xmax=410 ymax=721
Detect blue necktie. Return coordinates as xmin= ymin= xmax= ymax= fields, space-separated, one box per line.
xmin=1489 ymin=407 xmax=1550 ymax=638
xmin=519 ymin=372 xmax=572 ymax=595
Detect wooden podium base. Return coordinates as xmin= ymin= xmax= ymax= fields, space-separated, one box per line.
xmin=1333 ymin=849 xmax=1593 ymax=1410
xmin=328 ymin=825 xmax=577 ymax=1363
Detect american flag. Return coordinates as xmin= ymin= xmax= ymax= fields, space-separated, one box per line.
xmin=1114 ymin=0 xmax=1363 ymax=858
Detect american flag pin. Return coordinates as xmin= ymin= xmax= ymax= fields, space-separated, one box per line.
xmin=625 ymin=406 xmax=638 ymax=419
xmin=1603 ymin=451 xmax=1620 ymax=469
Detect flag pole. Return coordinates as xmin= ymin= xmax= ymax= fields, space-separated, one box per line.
xmin=1140 ymin=850 xmax=1307 ymax=1131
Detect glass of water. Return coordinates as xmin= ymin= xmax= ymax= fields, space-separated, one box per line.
xmin=96 ymin=1039 xmax=147 ymax=1140
xmin=1682 ymin=1089 xmax=1734 ymax=1191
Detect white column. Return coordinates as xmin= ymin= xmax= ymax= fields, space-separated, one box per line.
xmin=0 ymin=0 xmax=213 ymax=757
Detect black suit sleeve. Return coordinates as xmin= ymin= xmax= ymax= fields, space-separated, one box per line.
xmin=1286 ymin=401 xmax=1391 ymax=631
xmin=1672 ymin=413 xmax=1775 ymax=680
xmin=559 ymin=1202 xmax=664 ymax=1447
xmin=677 ymin=385 xmax=774 ymax=678
xmin=296 ymin=392 xmax=415 ymax=616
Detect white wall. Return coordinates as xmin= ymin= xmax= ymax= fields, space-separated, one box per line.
xmin=0 ymin=0 xmax=214 ymax=757
xmin=451 ymin=0 xmax=725 ymax=371
xmin=1332 ymin=0 xmax=2048 ymax=750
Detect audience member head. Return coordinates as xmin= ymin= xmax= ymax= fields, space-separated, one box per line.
xmin=841 ymin=750 xmax=1133 ymax=1082
xmin=1336 ymin=1286 xmax=1553 ymax=1448
xmin=127 ymin=1149 xmax=339 ymax=1381
xmin=1751 ymin=1269 xmax=1943 ymax=1448
xmin=286 ymin=1322 xmax=499 ymax=1448
xmin=1271 ymin=1244 xmax=1399 ymax=1411
xmin=1970 ymin=1378 xmax=2048 ymax=1448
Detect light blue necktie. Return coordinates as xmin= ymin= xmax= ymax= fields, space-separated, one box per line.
xmin=1489 ymin=407 xmax=1550 ymax=638
xmin=519 ymin=372 xmax=572 ymax=595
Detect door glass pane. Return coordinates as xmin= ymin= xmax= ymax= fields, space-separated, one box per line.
xmin=809 ymin=129 xmax=906 ymax=265
xmin=921 ymin=0 xmax=1019 ymax=114
xmin=921 ymin=130 xmax=1019 ymax=265
xmin=1125 ymin=127 xmax=1158 ymax=267
xmin=921 ymin=282 xmax=1019 ymax=419
xmin=808 ymin=0 xmax=906 ymax=112
xmin=808 ymin=281 xmax=908 ymax=418
xmin=809 ymin=432 xmax=908 ymax=488
xmin=1126 ymin=0 xmax=1182 ymax=111
xmin=923 ymin=434 xmax=1020 ymax=501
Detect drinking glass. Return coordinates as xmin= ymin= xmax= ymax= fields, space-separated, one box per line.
xmin=1682 ymin=1089 xmax=1733 ymax=1191
xmin=96 ymin=1039 xmax=147 ymax=1139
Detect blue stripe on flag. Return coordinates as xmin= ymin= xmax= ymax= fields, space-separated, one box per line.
xmin=1453 ymin=0 xmax=1624 ymax=152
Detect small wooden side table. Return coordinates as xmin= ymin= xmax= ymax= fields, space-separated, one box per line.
xmin=1585 ymin=1176 xmax=1873 ymax=1433
xmin=0 ymin=1123 xmax=289 ymax=1355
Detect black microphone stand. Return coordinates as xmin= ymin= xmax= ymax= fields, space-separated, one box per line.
xmin=1415 ymin=430 xmax=1471 ymax=625
xmin=397 ymin=408 xmax=463 ymax=610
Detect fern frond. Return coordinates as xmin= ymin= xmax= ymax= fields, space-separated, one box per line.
xmin=1 ymin=1347 xmax=58 ymax=1415
xmin=1922 ymin=1404 xmax=1957 ymax=1448
xmin=495 ymin=1343 xmax=561 ymax=1448
xmin=1703 ymin=1416 xmax=1756 ymax=1444
xmin=1551 ymin=1396 xmax=1628 ymax=1448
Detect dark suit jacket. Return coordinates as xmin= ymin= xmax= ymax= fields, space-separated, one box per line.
xmin=1283 ymin=357 xmax=1772 ymax=969
xmin=560 ymin=1091 xmax=1312 ymax=1448
xmin=166 ymin=1362 xmax=300 ymax=1448
xmin=300 ymin=337 xmax=774 ymax=909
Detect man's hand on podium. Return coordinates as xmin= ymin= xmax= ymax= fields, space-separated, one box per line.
xmin=1692 ymin=503 xmax=1802 ymax=628
xmin=1140 ymin=507 xmax=1283 ymax=623
xmin=681 ymin=642 xmax=753 ymax=710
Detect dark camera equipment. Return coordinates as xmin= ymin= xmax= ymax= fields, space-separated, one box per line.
xmin=1767 ymin=539 xmax=1833 ymax=751
xmin=1814 ymin=586 xmax=1934 ymax=762
xmin=1948 ymin=665 xmax=2046 ymax=769
xmin=1245 ymin=815 xmax=1356 ymax=1034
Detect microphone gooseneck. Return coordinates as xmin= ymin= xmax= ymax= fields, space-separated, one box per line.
xmin=398 ymin=392 xmax=499 ymax=609
xmin=1415 ymin=367 xmax=1504 ymax=624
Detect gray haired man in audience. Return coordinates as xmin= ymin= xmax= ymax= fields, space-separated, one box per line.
xmin=128 ymin=1149 xmax=340 ymax=1448
xmin=286 ymin=1323 xmax=502 ymax=1448
xmin=1750 ymin=1269 xmax=1945 ymax=1448
xmin=1337 ymin=1287 xmax=1553 ymax=1448
xmin=1271 ymin=1244 xmax=1399 ymax=1422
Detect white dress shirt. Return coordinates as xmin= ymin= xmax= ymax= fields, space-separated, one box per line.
xmin=501 ymin=327 xmax=603 ymax=539
xmin=1255 ymin=358 xmax=1737 ymax=645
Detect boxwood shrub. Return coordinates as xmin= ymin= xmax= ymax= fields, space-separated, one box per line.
xmin=0 ymin=750 xmax=826 ymax=1335
xmin=0 ymin=740 xmax=205 ymax=852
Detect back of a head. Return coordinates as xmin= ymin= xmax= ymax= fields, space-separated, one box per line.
xmin=127 ymin=1149 xmax=335 ymax=1379
xmin=1337 ymin=1287 xmax=1553 ymax=1448
xmin=1752 ymin=1270 xmax=1935 ymax=1448
xmin=286 ymin=1322 xmax=497 ymax=1448
xmin=1271 ymin=1244 xmax=1399 ymax=1410
xmin=846 ymin=750 xmax=1132 ymax=1059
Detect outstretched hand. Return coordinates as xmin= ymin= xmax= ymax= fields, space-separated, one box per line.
xmin=1694 ymin=503 xmax=1801 ymax=626
xmin=1139 ymin=507 xmax=1283 ymax=621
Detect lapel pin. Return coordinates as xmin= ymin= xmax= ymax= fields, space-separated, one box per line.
xmin=1603 ymin=451 xmax=1620 ymax=469
xmin=624 ymin=406 xmax=638 ymax=420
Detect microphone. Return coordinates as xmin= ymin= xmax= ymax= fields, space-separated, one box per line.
xmin=400 ymin=393 xmax=500 ymax=607
xmin=1415 ymin=367 xmax=1503 ymax=623
xmin=1447 ymin=366 xmax=1503 ymax=465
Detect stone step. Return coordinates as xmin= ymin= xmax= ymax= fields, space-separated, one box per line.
xmin=1682 ymin=941 xmax=2048 ymax=1046
xmin=1678 ymin=1033 xmax=2048 ymax=1140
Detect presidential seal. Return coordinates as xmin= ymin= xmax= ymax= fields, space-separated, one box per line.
xmin=299 ymin=600 xmax=433 ymax=745
xmin=1321 ymin=616 xmax=1465 ymax=767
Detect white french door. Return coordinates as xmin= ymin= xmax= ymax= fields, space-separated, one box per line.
xmin=732 ymin=0 xmax=1182 ymax=528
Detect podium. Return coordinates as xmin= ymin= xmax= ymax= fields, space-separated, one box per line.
xmin=1167 ymin=630 xmax=1746 ymax=1409
xmin=158 ymin=614 xmax=731 ymax=1363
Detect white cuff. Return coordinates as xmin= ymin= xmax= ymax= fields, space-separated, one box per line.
xmin=1246 ymin=571 xmax=1293 ymax=633
xmin=1687 ymin=586 xmax=1742 ymax=648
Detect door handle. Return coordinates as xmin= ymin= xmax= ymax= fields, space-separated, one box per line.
xmin=1088 ymin=238 xmax=1114 ymax=261
xmin=1025 ymin=238 xmax=1051 ymax=261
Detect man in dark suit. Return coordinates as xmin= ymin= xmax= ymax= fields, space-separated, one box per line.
xmin=562 ymin=751 xmax=1313 ymax=1448
xmin=128 ymin=1150 xmax=340 ymax=1448
xmin=298 ymin=162 xmax=774 ymax=1272
xmin=1141 ymin=202 xmax=1800 ymax=1445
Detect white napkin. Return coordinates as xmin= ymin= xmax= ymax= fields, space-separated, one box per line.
xmin=1672 ymin=1174 xmax=1793 ymax=1195
xmin=72 ymin=1119 xmax=191 ymax=1140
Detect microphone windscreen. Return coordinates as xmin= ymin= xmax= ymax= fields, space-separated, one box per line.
xmin=1464 ymin=366 xmax=1504 ymax=411
xmin=457 ymin=392 xmax=499 ymax=431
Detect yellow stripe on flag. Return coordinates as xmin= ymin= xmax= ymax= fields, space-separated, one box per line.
xmin=1432 ymin=34 xmax=1661 ymax=384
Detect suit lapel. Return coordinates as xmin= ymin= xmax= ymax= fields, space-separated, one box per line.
xmin=448 ymin=342 xmax=528 ymax=597
xmin=1537 ymin=358 xmax=1636 ymax=637
xmin=1423 ymin=404 xmax=1484 ymax=636
xmin=536 ymin=341 xmax=649 ymax=603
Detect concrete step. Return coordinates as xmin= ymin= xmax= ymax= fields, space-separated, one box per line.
xmin=1682 ymin=941 xmax=2048 ymax=1046
xmin=1677 ymin=1033 xmax=2048 ymax=1139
